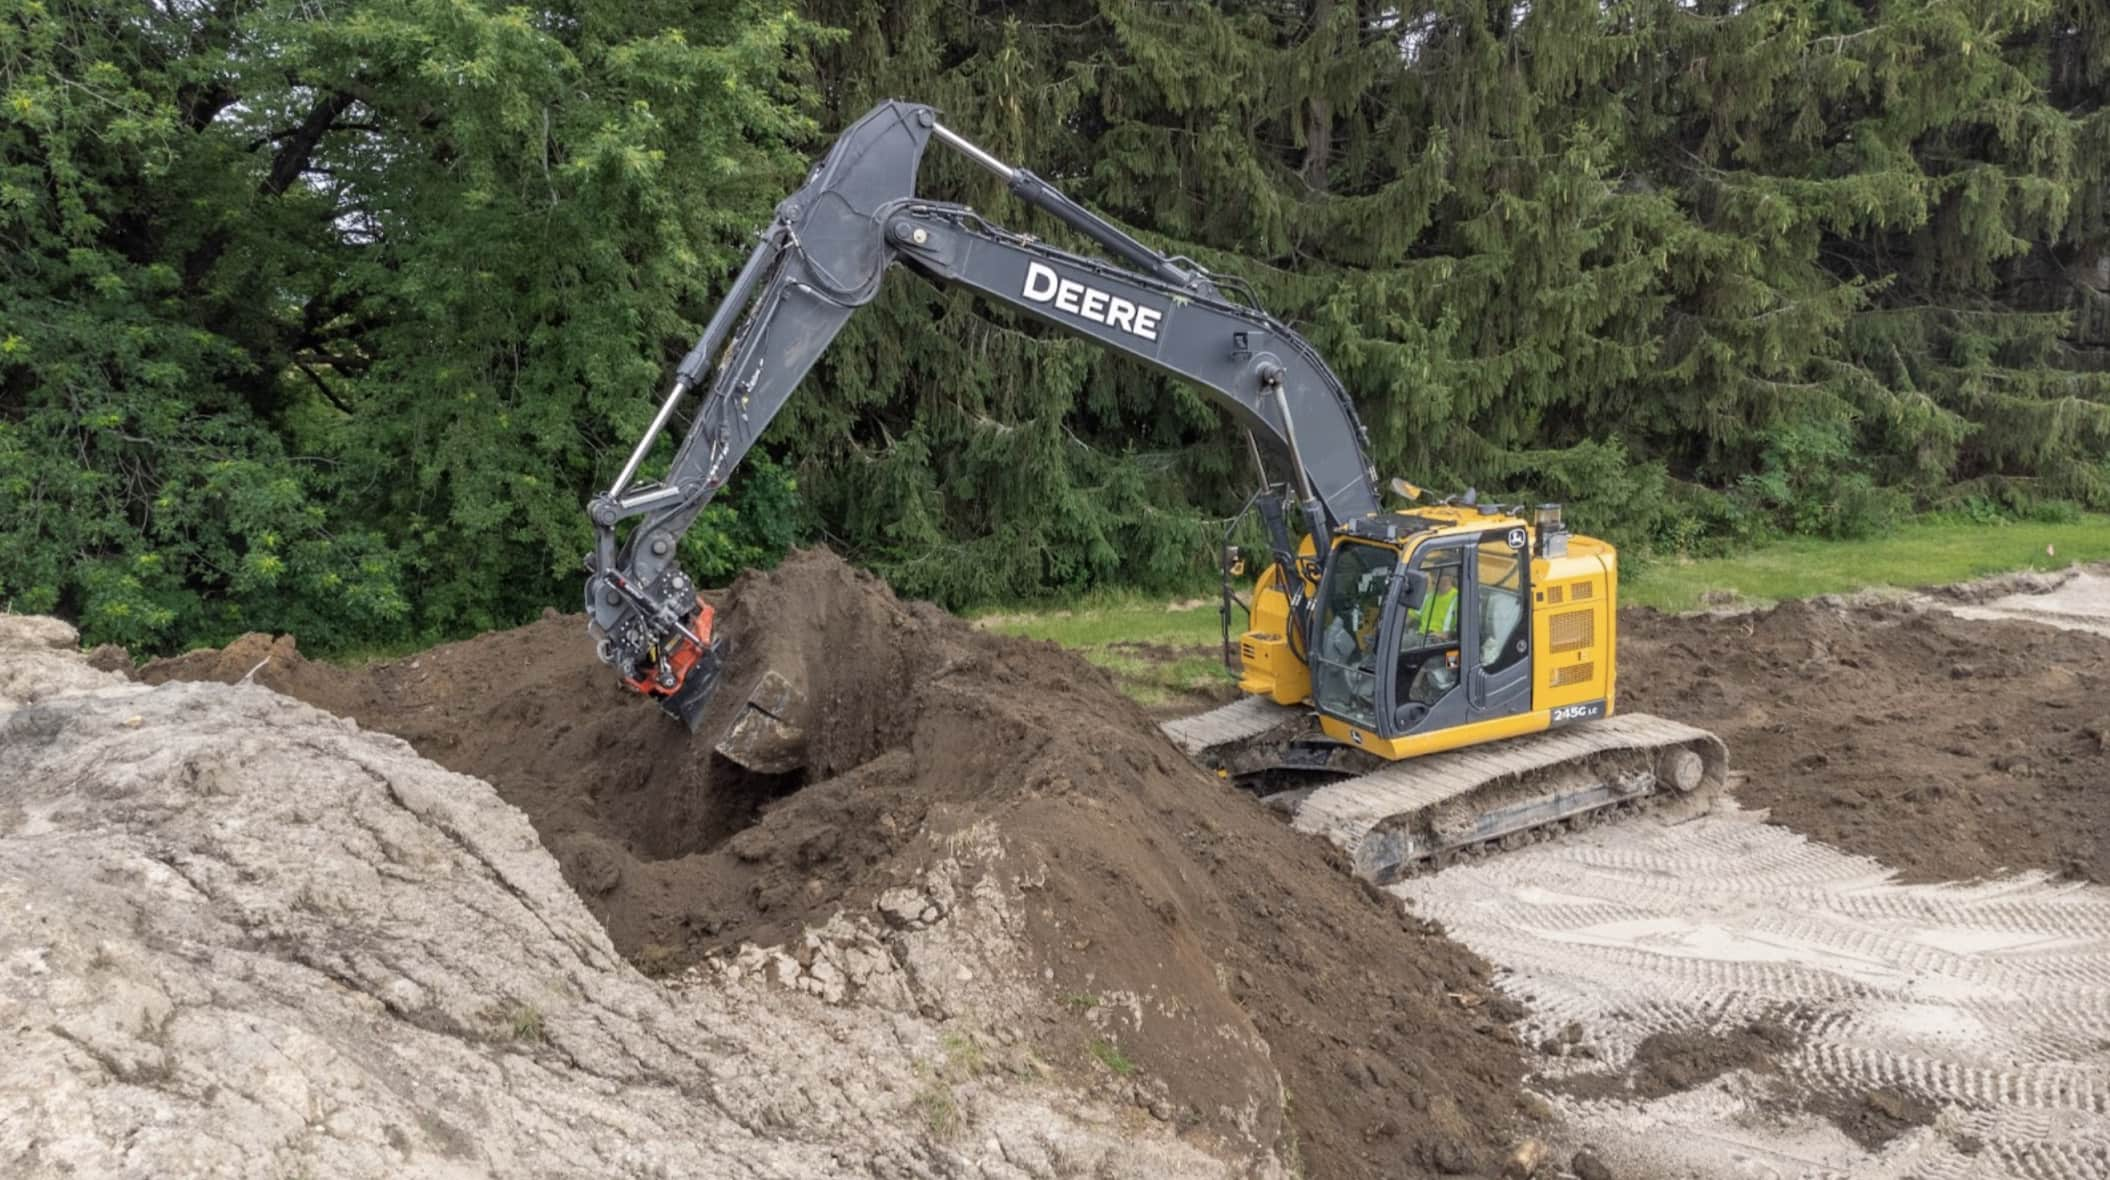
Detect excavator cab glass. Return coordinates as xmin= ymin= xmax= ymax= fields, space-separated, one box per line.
xmin=1310 ymin=541 xmax=1401 ymax=730
xmin=1393 ymin=547 xmax=1466 ymax=722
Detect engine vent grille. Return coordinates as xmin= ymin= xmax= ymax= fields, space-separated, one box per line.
xmin=1549 ymin=609 xmax=1595 ymax=654
xmin=1551 ymin=662 xmax=1595 ymax=687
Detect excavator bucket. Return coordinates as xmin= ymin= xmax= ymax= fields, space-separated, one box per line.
xmin=650 ymin=619 xmax=810 ymax=774
xmin=712 ymin=669 xmax=809 ymax=773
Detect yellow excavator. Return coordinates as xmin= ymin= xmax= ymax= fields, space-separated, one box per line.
xmin=584 ymin=101 xmax=1726 ymax=882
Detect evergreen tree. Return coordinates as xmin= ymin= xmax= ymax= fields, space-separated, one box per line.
xmin=1 ymin=0 xmax=817 ymax=650
xmin=5 ymin=0 xmax=2105 ymax=651
xmin=783 ymin=0 xmax=2110 ymax=595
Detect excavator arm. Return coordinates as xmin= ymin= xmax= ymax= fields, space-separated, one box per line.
xmin=586 ymin=100 xmax=1381 ymax=724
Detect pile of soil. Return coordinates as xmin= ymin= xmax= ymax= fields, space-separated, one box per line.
xmin=143 ymin=549 xmax=1529 ymax=1179
xmin=1621 ymin=600 xmax=2110 ymax=883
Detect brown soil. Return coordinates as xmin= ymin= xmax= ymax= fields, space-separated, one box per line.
xmin=1553 ymin=1018 xmax=1936 ymax=1151
xmin=1621 ymin=600 xmax=2110 ymax=883
xmin=142 ymin=548 xmax=1528 ymax=1179
xmin=1800 ymin=1085 xmax=1939 ymax=1151
xmin=1552 ymin=1019 xmax=1802 ymax=1102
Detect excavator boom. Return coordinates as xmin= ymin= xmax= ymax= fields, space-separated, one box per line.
xmin=585 ymin=101 xmax=1378 ymax=726
xmin=585 ymin=100 xmax=1727 ymax=882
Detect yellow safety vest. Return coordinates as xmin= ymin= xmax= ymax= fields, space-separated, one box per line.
xmin=1416 ymin=586 xmax=1458 ymax=639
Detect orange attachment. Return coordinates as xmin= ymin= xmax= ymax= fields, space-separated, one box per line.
xmin=622 ymin=597 xmax=715 ymax=699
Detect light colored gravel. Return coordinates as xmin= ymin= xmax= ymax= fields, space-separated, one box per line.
xmin=1398 ymin=801 xmax=2110 ymax=1179
xmin=1940 ymin=569 xmax=2110 ymax=638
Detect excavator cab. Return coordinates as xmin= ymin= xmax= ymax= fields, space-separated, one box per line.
xmin=1243 ymin=501 xmax=1617 ymax=762
xmin=1310 ymin=524 xmax=1537 ymax=745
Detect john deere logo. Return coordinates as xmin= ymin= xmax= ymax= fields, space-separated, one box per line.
xmin=1022 ymin=262 xmax=1164 ymax=342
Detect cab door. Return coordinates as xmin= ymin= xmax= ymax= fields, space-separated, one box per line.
xmin=1383 ymin=528 xmax=1532 ymax=738
xmin=1384 ymin=537 xmax=1470 ymax=736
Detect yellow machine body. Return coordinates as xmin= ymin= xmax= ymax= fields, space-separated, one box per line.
xmin=1235 ymin=505 xmax=1617 ymax=763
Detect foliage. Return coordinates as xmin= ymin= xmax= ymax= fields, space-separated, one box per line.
xmin=3 ymin=0 xmax=2105 ymax=654
xmin=1622 ymin=513 xmax=2110 ymax=613
xmin=1 ymin=0 xmax=818 ymax=651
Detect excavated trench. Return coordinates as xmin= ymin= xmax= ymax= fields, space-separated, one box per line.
xmin=125 ymin=551 xmax=2110 ymax=1177
xmin=140 ymin=548 xmax=1534 ymax=1180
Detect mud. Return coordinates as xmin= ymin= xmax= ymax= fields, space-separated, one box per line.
xmin=1553 ymin=1020 xmax=1802 ymax=1102
xmin=1620 ymin=598 xmax=2110 ymax=883
xmin=143 ymin=549 xmax=1529 ymax=1180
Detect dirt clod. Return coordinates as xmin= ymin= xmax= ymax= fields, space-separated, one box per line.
xmin=1808 ymin=1086 xmax=1939 ymax=1151
xmin=1554 ymin=1018 xmax=1803 ymax=1101
xmin=143 ymin=548 xmax=1525 ymax=1180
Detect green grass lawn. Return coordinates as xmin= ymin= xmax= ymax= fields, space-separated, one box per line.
xmin=972 ymin=594 xmax=1237 ymax=705
xmin=976 ymin=516 xmax=2110 ymax=684
xmin=974 ymin=594 xmax=1227 ymax=649
xmin=1623 ymin=515 xmax=2110 ymax=613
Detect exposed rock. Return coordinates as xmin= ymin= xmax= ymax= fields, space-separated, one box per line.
xmin=0 ymin=616 xmax=1246 ymax=1179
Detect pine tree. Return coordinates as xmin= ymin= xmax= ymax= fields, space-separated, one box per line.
xmin=0 ymin=0 xmax=818 ymax=651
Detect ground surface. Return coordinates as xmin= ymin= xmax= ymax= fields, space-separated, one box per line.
xmin=1622 ymin=572 xmax=2110 ymax=885
xmin=1393 ymin=569 xmax=2110 ymax=1180
xmin=137 ymin=549 xmax=1532 ymax=1180
xmin=1 ymin=616 xmax=1233 ymax=1179
xmin=58 ymin=553 xmax=2110 ymax=1178
xmin=1401 ymin=801 xmax=2110 ymax=1179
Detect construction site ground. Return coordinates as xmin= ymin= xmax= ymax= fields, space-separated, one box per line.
xmin=5 ymin=553 xmax=2106 ymax=1178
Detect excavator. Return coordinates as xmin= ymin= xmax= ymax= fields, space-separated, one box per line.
xmin=584 ymin=101 xmax=1725 ymax=883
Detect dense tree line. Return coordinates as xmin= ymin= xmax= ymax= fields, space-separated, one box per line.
xmin=4 ymin=0 xmax=2105 ymax=653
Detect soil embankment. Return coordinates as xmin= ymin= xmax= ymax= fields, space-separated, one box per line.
xmin=1621 ymin=597 xmax=2110 ymax=883
xmin=2 ymin=615 xmax=1237 ymax=1178
xmin=142 ymin=549 xmax=1530 ymax=1180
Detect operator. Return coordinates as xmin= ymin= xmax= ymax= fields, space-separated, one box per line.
xmin=1400 ymin=560 xmax=1463 ymax=712
xmin=1413 ymin=565 xmax=1461 ymax=644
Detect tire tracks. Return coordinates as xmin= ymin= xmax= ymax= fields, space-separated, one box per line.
xmin=1398 ymin=802 xmax=2110 ymax=1178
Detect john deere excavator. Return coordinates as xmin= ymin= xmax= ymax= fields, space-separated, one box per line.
xmin=584 ymin=101 xmax=1725 ymax=882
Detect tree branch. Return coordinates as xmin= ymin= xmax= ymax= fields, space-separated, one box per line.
xmin=263 ymin=91 xmax=359 ymax=197
xmin=294 ymin=362 xmax=355 ymax=415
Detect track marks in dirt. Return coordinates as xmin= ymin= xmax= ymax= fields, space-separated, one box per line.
xmin=1398 ymin=803 xmax=2110 ymax=1179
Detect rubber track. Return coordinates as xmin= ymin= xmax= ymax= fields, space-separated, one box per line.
xmin=1292 ymin=713 xmax=1724 ymax=881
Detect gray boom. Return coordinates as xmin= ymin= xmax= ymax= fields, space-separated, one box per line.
xmin=585 ymin=100 xmax=1381 ymax=692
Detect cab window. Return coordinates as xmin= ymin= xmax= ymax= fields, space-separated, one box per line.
xmin=1396 ymin=547 xmax=1464 ymax=708
xmin=1476 ymin=533 xmax=1529 ymax=674
xmin=1312 ymin=542 xmax=1395 ymax=729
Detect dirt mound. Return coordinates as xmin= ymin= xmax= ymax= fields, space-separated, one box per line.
xmin=1621 ymin=599 xmax=2110 ymax=883
xmin=4 ymin=616 xmax=1231 ymax=1179
xmin=144 ymin=549 xmax=1529 ymax=1179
